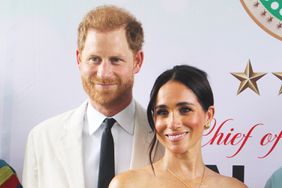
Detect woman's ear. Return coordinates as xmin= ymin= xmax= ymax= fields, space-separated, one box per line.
xmin=204 ymin=106 xmax=215 ymax=129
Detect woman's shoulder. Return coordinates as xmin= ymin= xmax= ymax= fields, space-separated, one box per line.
xmin=220 ymin=176 xmax=248 ymax=188
xmin=109 ymin=166 xmax=154 ymax=188
xmin=206 ymin=168 xmax=248 ymax=188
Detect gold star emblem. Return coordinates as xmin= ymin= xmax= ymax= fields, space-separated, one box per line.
xmin=231 ymin=60 xmax=267 ymax=95
xmin=272 ymin=72 xmax=282 ymax=95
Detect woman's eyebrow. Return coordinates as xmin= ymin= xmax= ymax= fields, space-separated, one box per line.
xmin=176 ymin=102 xmax=194 ymax=107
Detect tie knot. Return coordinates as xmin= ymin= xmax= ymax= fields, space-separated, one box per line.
xmin=103 ymin=118 xmax=116 ymax=130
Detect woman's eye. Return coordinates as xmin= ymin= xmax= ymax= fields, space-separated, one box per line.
xmin=179 ymin=107 xmax=191 ymax=114
xmin=155 ymin=109 xmax=168 ymax=116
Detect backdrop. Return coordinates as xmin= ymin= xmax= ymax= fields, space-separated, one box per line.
xmin=0 ymin=0 xmax=281 ymax=187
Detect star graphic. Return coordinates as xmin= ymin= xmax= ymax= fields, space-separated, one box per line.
xmin=231 ymin=60 xmax=267 ymax=95
xmin=272 ymin=72 xmax=282 ymax=95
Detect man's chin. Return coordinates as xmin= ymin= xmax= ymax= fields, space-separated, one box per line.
xmin=93 ymin=99 xmax=119 ymax=108
xmin=91 ymin=93 xmax=118 ymax=106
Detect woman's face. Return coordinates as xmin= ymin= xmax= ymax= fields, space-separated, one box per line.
xmin=154 ymin=81 xmax=214 ymax=154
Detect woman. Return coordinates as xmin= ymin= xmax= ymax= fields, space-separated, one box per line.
xmin=110 ymin=65 xmax=247 ymax=188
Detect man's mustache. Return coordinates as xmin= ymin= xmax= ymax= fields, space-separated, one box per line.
xmin=89 ymin=77 xmax=120 ymax=84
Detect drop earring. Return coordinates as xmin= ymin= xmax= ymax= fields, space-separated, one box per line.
xmin=204 ymin=122 xmax=210 ymax=129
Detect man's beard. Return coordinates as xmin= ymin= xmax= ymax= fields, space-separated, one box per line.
xmin=81 ymin=75 xmax=133 ymax=107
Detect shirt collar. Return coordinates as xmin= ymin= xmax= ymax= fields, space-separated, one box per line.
xmin=86 ymin=100 xmax=135 ymax=135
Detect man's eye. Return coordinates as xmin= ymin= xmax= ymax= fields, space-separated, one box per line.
xmin=88 ymin=56 xmax=101 ymax=64
xmin=110 ymin=57 xmax=123 ymax=64
xmin=179 ymin=107 xmax=191 ymax=114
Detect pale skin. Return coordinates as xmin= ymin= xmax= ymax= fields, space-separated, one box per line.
xmin=110 ymin=81 xmax=248 ymax=188
xmin=76 ymin=28 xmax=143 ymax=116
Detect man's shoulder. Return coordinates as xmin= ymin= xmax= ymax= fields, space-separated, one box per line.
xmin=29 ymin=102 xmax=87 ymax=136
xmin=134 ymin=100 xmax=145 ymax=111
xmin=134 ymin=101 xmax=147 ymax=123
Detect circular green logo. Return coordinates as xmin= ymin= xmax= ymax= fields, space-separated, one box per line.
xmin=241 ymin=0 xmax=282 ymax=41
xmin=260 ymin=0 xmax=282 ymax=21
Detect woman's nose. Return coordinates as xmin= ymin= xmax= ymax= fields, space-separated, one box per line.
xmin=167 ymin=112 xmax=181 ymax=130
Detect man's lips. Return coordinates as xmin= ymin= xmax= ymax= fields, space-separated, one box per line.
xmin=96 ymin=83 xmax=116 ymax=85
xmin=165 ymin=131 xmax=189 ymax=142
xmin=94 ymin=82 xmax=117 ymax=87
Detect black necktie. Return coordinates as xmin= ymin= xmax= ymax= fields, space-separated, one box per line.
xmin=98 ymin=118 xmax=116 ymax=188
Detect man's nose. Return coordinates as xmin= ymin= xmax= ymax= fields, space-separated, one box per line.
xmin=96 ymin=61 xmax=113 ymax=78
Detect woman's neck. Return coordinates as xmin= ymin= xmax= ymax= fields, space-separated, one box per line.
xmin=160 ymin=148 xmax=205 ymax=178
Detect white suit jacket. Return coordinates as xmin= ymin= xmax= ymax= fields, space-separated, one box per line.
xmin=22 ymin=101 xmax=163 ymax=188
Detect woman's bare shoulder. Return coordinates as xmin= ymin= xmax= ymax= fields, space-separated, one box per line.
xmin=109 ymin=166 xmax=154 ymax=188
xmin=206 ymin=169 xmax=248 ymax=188
xmin=221 ymin=176 xmax=248 ymax=188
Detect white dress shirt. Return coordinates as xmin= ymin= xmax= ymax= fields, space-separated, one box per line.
xmin=83 ymin=100 xmax=135 ymax=188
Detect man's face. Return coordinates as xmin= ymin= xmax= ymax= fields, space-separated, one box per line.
xmin=77 ymin=28 xmax=142 ymax=108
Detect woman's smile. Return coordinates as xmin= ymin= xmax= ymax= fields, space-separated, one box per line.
xmin=165 ymin=131 xmax=189 ymax=142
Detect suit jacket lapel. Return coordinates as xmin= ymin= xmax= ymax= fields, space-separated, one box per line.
xmin=130 ymin=102 xmax=165 ymax=169
xmin=130 ymin=102 xmax=153 ymax=169
xmin=56 ymin=102 xmax=87 ymax=188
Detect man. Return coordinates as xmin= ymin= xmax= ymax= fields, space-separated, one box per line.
xmin=22 ymin=5 xmax=163 ymax=188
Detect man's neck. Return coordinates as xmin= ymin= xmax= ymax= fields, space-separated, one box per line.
xmin=90 ymin=96 xmax=133 ymax=117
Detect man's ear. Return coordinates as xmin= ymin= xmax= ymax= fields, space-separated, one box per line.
xmin=133 ymin=50 xmax=144 ymax=74
xmin=76 ymin=49 xmax=82 ymax=65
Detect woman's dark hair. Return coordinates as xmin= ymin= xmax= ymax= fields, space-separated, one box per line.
xmin=147 ymin=64 xmax=214 ymax=172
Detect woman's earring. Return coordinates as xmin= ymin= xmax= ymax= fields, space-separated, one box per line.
xmin=204 ymin=122 xmax=210 ymax=129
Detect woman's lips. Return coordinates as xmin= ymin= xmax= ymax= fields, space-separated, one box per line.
xmin=165 ymin=131 xmax=189 ymax=142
